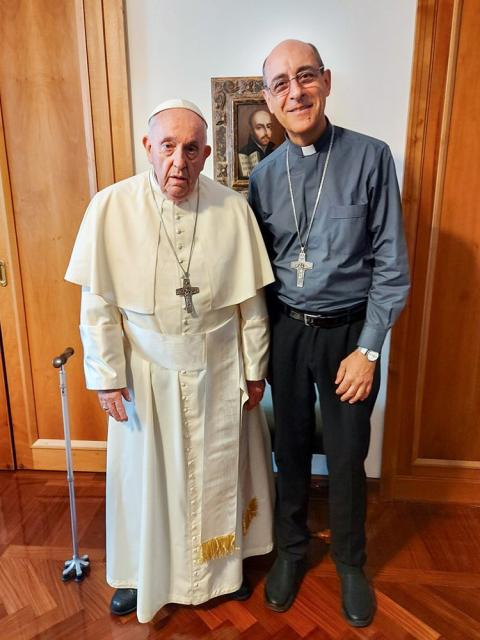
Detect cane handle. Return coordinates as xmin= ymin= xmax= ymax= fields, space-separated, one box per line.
xmin=52 ymin=347 xmax=75 ymax=368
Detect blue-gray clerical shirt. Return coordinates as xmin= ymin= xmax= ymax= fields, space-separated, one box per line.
xmin=248 ymin=120 xmax=410 ymax=352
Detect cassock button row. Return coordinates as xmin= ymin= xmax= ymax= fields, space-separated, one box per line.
xmin=176 ymin=228 xmax=182 ymax=235
xmin=178 ymin=244 xmax=184 ymax=250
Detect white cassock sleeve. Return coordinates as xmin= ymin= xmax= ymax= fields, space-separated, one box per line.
xmin=79 ymin=287 xmax=127 ymax=390
xmin=239 ymin=289 xmax=270 ymax=381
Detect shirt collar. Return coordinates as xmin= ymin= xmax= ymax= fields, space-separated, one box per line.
xmin=286 ymin=118 xmax=333 ymax=157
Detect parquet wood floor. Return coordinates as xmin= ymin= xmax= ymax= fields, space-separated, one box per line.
xmin=0 ymin=471 xmax=478 ymax=639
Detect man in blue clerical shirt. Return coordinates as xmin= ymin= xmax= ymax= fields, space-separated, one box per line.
xmin=248 ymin=39 xmax=410 ymax=627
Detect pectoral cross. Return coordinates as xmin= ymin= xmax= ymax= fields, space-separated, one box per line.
xmin=290 ymin=250 xmax=313 ymax=288
xmin=176 ymin=276 xmax=200 ymax=314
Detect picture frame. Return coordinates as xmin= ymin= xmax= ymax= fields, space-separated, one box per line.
xmin=211 ymin=76 xmax=285 ymax=193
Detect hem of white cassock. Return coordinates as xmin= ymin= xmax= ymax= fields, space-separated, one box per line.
xmin=106 ymin=542 xmax=273 ymax=623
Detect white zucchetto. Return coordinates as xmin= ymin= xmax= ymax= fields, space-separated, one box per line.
xmin=147 ymin=98 xmax=208 ymax=127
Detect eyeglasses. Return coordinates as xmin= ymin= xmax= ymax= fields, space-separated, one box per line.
xmin=265 ymin=66 xmax=325 ymax=97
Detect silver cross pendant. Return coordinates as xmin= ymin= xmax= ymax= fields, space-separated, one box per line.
xmin=176 ymin=276 xmax=200 ymax=314
xmin=290 ymin=249 xmax=313 ymax=288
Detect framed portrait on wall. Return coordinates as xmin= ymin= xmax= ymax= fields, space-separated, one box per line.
xmin=211 ymin=76 xmax=285 ymax=193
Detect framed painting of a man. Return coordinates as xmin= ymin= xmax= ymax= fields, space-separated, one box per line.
xmin=211 ymin=77 xmax=285 ymax=193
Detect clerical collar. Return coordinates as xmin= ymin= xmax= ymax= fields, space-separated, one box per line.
xmin=286 ymin=119 xmax=333 ymax=157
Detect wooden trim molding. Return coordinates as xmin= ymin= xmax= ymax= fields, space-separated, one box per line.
xmin=411 ymin=0 xmax=463 ymax=465
xmin=84 ymin=0 xmax=134 ymax=189
xmin=103 ymin=0 xmax=134 ymax=181
xmin=0 ymin=102 xmax=37 ymax=469
xmin=30 ymin=439 xmax=107 ymax=472
xmin=32 ymin=439 xmax=107 ymax=450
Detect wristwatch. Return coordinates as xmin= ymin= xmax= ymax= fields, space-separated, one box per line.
xmin=357 ymin=347 xmax=380 ymax=362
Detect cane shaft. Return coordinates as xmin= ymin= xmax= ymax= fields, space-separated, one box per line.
xmin=59 ymin=365 xmax=80 ymax=559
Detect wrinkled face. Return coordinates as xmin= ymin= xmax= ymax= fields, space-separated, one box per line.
xmin=251 ymin=110 xmax=272 ymax=147
xmin=143 ymin=109 xmax=211 ymax=203
xmin=263 ymin=40 xmax=331 ymax=146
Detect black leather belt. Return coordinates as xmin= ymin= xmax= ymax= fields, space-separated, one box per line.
xmin=280 ymin=302 xmax=367 ymax=328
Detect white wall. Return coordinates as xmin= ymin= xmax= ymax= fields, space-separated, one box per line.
xmin=125 ymin=0 xmax=417 ymax=477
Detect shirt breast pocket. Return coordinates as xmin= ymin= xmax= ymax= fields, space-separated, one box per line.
xmin=327 ymin=203 xmax=369 ymax=256
xmin=328 ymin=203 xmax=368 ymax=219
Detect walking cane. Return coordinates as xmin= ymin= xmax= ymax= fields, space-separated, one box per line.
xmin=52 ymin=347 xmax=90 ymax=582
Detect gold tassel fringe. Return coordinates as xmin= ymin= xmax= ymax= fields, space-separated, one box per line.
xmin=242 ymin=497 xmax=258 ymax=535
xmin=199 ymin=533 xmax=236 ymax=563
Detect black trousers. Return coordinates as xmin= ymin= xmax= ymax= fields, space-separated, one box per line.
xmin=269 ymin=306 xmax=380 ymax=569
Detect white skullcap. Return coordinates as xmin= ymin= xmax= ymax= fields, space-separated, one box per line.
xmin=147 ymin=98 xmax=208 ymax=127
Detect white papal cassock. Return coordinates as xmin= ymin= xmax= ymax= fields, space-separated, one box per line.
xmin=65 ymin=170 xmax=275 ymax=622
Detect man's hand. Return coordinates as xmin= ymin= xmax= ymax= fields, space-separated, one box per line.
xmin=245 ymin=379 xmax=266 ymax=411
xmin=98 ymin=388 xmax=131 ymax=422
xmin=335 ymin=350 xmax=377 ymax=404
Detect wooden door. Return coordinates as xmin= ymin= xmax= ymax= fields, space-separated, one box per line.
xmin=382 ymin=0 xmax=480 ymax=503
xmin=0 ymin=0 xmax=133 ymax=471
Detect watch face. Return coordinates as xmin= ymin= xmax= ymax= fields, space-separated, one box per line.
xmin=367 ymin=351 xmax=379 ymax=362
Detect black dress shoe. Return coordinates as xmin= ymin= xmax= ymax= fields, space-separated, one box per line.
xmin=338 ymin=569 xmax=375 ymax=627
xmin=110 ymin=588 xmax=137 ymax=615
xmin=228 ymin=577 xmax=252 ymax=601
xmin=264 ymin=556 xmax=307 ymax=612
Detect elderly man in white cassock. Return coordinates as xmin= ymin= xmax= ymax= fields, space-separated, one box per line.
xmin=65 ymin=99 xmax=275 ymax=623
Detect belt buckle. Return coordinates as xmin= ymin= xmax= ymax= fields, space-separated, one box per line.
xmin=304 ymin=313 xmax=319 ymax=327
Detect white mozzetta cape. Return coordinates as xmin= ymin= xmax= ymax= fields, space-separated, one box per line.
xmin=65 ymin=171 xmax=274 ymax=313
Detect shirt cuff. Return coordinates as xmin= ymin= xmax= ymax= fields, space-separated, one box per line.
xmin=244 ymin=361 xmax=268 ymax=382
xmin=357 ymin=324 xmax=387 ymax=353
xmin=80 ymin=323 xmax=127 ymax=390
